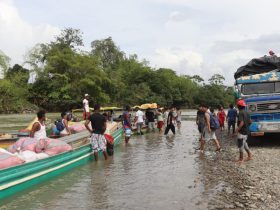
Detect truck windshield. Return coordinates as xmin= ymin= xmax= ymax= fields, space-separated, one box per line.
xmin=242 ymin=82 xmax=280 ymax=95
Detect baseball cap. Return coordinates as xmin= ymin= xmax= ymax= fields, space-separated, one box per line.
xmin=84 ymin=93 xmax=89 ymax=97
xmin=237 ymin=100 xmax=246 ymax=107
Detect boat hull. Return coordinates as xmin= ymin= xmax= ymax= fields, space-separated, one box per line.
xmin=0 ymin=128 xmax=123 ymax=200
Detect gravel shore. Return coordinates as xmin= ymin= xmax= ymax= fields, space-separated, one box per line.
xmin=194 ymin=132 xmax=280 ymax=210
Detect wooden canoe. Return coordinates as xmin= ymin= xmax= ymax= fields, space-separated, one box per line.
xmin=0 ymin=127 xmax=123 ymax=200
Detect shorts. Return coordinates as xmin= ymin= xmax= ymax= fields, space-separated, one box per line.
xmin=52 ymin=127 xmax=60 ymax=135
xmin=136 ymin=122 xmax=143 ymax=133
xmin=202 ymin=127 xmax=217 ymax=141
xmin=237 ymin=133 xmax=250 ymax=152
xmin=125 ymin=128 xmax=132 ymax=137
xmin=157 ymin=121 xmax=164 ymax=129
xmin=148 ymin=122 xmax=155 ymax=130
xmin=91 ymin=133 xmax=107 ymax=152
xmin=198 ymin=123 xmax=204 ymax=133
xmin=83 ymin=112 xmax=90 ymax=120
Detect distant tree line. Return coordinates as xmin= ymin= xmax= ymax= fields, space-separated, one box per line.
xmin=0 ymin=28 xmax=235 ymax=113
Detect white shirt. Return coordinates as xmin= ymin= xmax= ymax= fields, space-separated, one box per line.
xmin=135 ymin=110 xmax=144 ymax=123
xmin=34 ymin=121 xmax=47 ymax=139
xmin=83 ymin=99 xmax=89 ymax=112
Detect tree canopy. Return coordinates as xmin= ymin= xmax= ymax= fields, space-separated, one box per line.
xmin=0 ymin=28 xmax=234 ymax=113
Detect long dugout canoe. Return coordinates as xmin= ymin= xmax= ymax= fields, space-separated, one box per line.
xmin=0 ymin=128 xmax=123 ymax=200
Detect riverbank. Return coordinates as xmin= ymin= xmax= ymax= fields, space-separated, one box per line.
xmin=196 ymin=132 xmax=280 ymax=210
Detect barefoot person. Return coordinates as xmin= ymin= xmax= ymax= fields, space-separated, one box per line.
xmin=235 ymin=100 xmax=253 ymax=163
xmin=85 ymin=104 xmax=108 ymax=161
xmin=200 ymin=104 xmax=221 ymax=152
xmin=30 ymin=110 xmax=47 ymax=139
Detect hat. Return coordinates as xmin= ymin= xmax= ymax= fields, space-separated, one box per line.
xmin=84 ymin=93 xmax=89 ymax=97
xmin=237 ymin=100 xmax=246 ymax=107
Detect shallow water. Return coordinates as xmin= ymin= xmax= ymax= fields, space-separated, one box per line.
xmin=0 ymin=111 xmax=204 ymax=210
xmin=0 ymin=110 xmax=197 ymax=134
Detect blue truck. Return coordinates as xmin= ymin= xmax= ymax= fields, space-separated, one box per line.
xmin=235 ymin=70 xmax=280 ymax=136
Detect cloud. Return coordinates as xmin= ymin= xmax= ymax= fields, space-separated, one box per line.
xmin=0 ymin=0 xmax=59 ymax=65
xmin=3 ymin=0 xmax=280 ymax=86
xmin=168 ymin=11 xmax=189 ymax=22
xmin=150 ymin=48 xmax=203 ymax=75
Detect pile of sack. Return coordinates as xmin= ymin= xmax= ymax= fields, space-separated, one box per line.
xmin=69 ymin=123 xmax=87 ymax=133
xmin=0 ymin=137 xmax=72 ymax=170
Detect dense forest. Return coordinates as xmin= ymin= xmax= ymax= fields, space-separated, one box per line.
xmin=0 ymin=28 xmax=235 ymax=113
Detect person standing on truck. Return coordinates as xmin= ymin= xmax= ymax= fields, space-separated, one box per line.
xmin=269 ymin=50 xmax=276 ymax=56
xmin=235 ymin=100 xmax=253 ymax=164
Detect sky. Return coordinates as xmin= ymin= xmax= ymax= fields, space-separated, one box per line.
xmin=1 ymin=0 xmax=280 ymax=84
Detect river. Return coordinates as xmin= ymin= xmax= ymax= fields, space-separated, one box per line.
xmin=0 ymin=111 xmax=206 ymax=210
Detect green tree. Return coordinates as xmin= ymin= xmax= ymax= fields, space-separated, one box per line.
xmin=91 ymin=37 xmax=125 ymax=71
xmin=208 ymin=74 xmax=225 ymax=86
xmin=6 ymin=64 xmax=29 ymax=86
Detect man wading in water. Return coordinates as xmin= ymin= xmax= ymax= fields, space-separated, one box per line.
xmin=234 ymin=100 xmax=253 ymax=163
xmin=164 ymin=106 xmax=176 ymax=135
xmin=85 ymin=104 xmax=108 ymax=161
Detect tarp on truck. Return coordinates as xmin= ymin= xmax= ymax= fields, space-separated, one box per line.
xmin=234 ymin=55 xmax=280 ymax=79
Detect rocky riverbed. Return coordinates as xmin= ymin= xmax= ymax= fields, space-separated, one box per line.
xmin=195 ymin=132 xmax=280 ymax=210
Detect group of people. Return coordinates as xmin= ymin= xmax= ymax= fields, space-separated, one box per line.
xmin=31 ymin=93 xmax=252 ymax=164
xmin=196 ymin=100 xmax=253 ymax=163
xmin=126 ymin=106 xmax=182 ymax=136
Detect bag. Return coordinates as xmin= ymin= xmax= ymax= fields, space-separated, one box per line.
xmin=55 ymin=119 xmax=65 ymax=132
xmin=0 ymin=149 xmax=24 ymax=169
xmin=104 ymin=134 xmax=114 ymax=156
xmin=106 ymin=143 xmax=114 ymax=156
xmin=209 ymin=113 xmax=220 ymax=130
xmin=35 ymin=138 xmax=72 ymax=155
xmin=8 ymin=137 xmax=38 ymax=153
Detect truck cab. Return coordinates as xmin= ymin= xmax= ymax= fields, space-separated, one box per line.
xmin=235 ymin=70 xmax=280 ymax=136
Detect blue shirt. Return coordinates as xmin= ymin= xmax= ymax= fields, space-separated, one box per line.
xmin=122 ymin=111 xmax=131 ymax=127
xmin=227 ymin=108 xmax=237 ymax=122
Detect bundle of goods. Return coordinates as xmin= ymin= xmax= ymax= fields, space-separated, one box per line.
xmin=8 ymin=137 xmax=38 ymax=153
xmin=35 ymin=138 xmax=72 ymax=156
xmin=17 ymin=151 xmax=49 ymax=163
xmin=104 ymin=134 xmax=114 ymax=156
xmin=69 ymin=123 xmax=87 ymax=133
xmin=0 ymin=148 xmax=24 ymax=169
